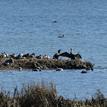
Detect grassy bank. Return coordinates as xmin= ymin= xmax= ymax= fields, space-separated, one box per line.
xmin=0 ymin=82 xmax=106 ymax=107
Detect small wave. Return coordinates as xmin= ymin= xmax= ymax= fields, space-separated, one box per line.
xmin=94 ymin=66 xmax=107 ymax=70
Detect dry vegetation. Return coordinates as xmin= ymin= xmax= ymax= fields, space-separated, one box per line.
xmin=0 ymin=82 xmax=106 ymax=107
xmin=0 ymin=56 xmax=93 ymax=71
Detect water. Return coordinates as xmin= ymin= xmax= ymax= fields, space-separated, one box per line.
xmin=0 ymin=70 xmax=107 ymax=99
xmin=0 ymin=0 xmax=107 ymax=99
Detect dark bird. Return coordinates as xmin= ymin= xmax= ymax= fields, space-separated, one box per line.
xmin=58 ymin=34 xmax=64 ymax=38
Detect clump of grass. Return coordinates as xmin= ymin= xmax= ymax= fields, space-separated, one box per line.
xmin=17 ymin=82 xmax=57 ymax=107
xmin=0 ymin=82 xmax=107 ymax=107
xmin=0 ymin=82 xmax=58 ymax=107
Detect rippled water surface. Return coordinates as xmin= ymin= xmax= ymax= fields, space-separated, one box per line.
xmin=0 ymin=69 xmax=107 ymax=99
xmin=0 ymin=0 xmax=107 ymax=99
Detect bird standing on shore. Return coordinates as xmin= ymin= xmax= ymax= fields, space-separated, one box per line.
xmin=58 ymin=49 xmax=61 ymax=54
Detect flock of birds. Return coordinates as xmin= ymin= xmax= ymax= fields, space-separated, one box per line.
xmin=0 ymin=19 xmax=90 ymax=73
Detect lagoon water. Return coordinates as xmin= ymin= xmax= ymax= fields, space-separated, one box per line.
xmin=0 ymin=0 xmax=107 ymax=99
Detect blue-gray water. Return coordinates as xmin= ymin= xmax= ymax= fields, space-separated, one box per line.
xmin=0 ymin=0 xmax=107 ymax=99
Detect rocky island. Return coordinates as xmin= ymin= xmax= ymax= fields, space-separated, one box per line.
xmin=0 ymin=50 xmax=94 ymax=71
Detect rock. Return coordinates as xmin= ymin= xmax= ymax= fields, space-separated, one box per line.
xmin=19 ymin=67 xmax=22 ymax=71
xmin=3 ymin=58 xmax=14 ymax=66
xmin=81 ymin=70 xmax=87 ymax=74
xmin=56 ymin=68 xmax=63 ymax=71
